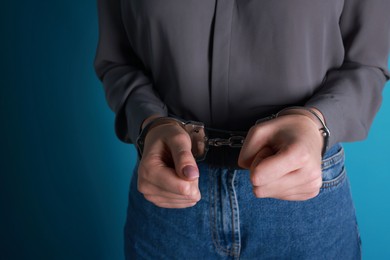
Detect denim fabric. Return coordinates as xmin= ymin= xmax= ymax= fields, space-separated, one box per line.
xmin=124 ymin=143 xmax=361 ymax=259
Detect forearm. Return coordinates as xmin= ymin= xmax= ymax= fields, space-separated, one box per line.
xmin=304 ymin=0 xmax=390 ymax=149
xmin=94 ymin=0 xmax=168 ymax=144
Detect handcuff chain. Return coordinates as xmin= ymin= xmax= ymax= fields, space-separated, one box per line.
xmin=206 ymin=136 xmax=246 ymax=148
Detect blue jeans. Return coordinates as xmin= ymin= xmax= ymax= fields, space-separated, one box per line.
xmin=124 ymin=143 xmax=361 ymax=259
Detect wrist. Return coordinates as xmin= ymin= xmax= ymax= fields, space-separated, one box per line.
xmin=136 ymin=117 xmax=187 ymax=158
xmin=276 ymin=107 xmax=324 ymax=129
xmin=141 ymin=114 xmax=166 ymax=130
xmin=275 ymin=106 xmax=330 ymax=157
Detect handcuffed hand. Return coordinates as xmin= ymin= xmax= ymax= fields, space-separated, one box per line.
xmin=238 ymin=110 xmax=324 ymax=201
xmin=137 ymin=118 xmax=201 ymax=208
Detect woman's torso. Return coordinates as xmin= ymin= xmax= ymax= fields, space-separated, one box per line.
xmin=121 ymin=0 xmax=345 ymax=130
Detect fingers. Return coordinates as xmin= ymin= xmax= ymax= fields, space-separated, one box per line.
xmin=249 ymin=145 xmax=322 ymax=201
xmin=137 ymin=164 xmax=200 ymax=198
xmin=252 ymin=170 xmax=322 ymax=200
xmin=137 ymin=163 xmax=201 ymax=208
xmin=138 ymin=161 xmax=200 ymax=194
xmin=277 ymin=188 xmax=320 ymax=201
xmin=138 ymin=123 xmax=201 ymax=208
xmin=249 ymin=146 xmax=275 ymax=170
xmin=165 ymin=132 xmax=200 ymax=180
xmin=143 ymin=192 xmax=200 ymax=209
xmin=249 ymin=143 xmax=309 ymax=187
xmin=143 ymin=198 xmax=199 ymax=209
xmin=238 ymin=124 xmax=270 ymax=169
xmin=239 ymin=115 xmax=324 ymax=201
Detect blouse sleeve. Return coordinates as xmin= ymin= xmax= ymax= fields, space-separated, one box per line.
xmin=94 ymin=0 xmax=168 ymax=144
xmin=305 ymin=0 xmax=390 ymax=149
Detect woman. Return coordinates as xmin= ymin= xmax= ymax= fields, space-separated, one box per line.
xmin=94 ymin=0 xmax=390 ymax=259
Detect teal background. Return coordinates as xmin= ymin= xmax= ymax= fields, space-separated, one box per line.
xmin=0 ymin=1 xmax=389 ymax=259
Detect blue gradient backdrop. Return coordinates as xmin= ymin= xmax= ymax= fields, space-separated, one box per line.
xmin=0 ymin=1 xmax=389 ymax=259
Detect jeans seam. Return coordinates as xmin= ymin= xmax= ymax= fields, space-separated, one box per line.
xmin=321 ymin=147 xmax=344 ymax=171
xmin=228 ymin=169 xmax=241 ymax=258
xmin=208 ymin=166 xmax=236 ymax=257
xmin=321 ymin=168 xmax=347 ymax=189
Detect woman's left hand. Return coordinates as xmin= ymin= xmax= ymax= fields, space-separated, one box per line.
xmin=238 ymin=111 xmax=324 ymax=201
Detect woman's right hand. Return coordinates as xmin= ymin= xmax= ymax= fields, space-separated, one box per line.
xmin=137 ymin=118 xmax=201 ymax=208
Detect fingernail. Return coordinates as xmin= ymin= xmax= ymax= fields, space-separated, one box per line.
xmin=183 ymin=165 xmax=199 ymax=179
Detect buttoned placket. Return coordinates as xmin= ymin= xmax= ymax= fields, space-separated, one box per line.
xmin=210 ymin=0 xmax=235 ymax=128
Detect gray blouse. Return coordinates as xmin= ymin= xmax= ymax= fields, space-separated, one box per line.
xmin=94 ymin=0 xmax=390 ymax=150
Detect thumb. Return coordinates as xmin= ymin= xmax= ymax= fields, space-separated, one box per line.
xmin=238 ymin=124 xmax=271 ymax=169
xmin=250 ymin=146 xmax=275 ymax=170
xmin=167 ymin=133 xmax=199 ymax=181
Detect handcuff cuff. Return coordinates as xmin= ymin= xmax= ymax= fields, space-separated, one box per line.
xmin=136 ymin=107 xmax=330 ymax=161
xmin=136 ymin=117 xmax=208 ymax=161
